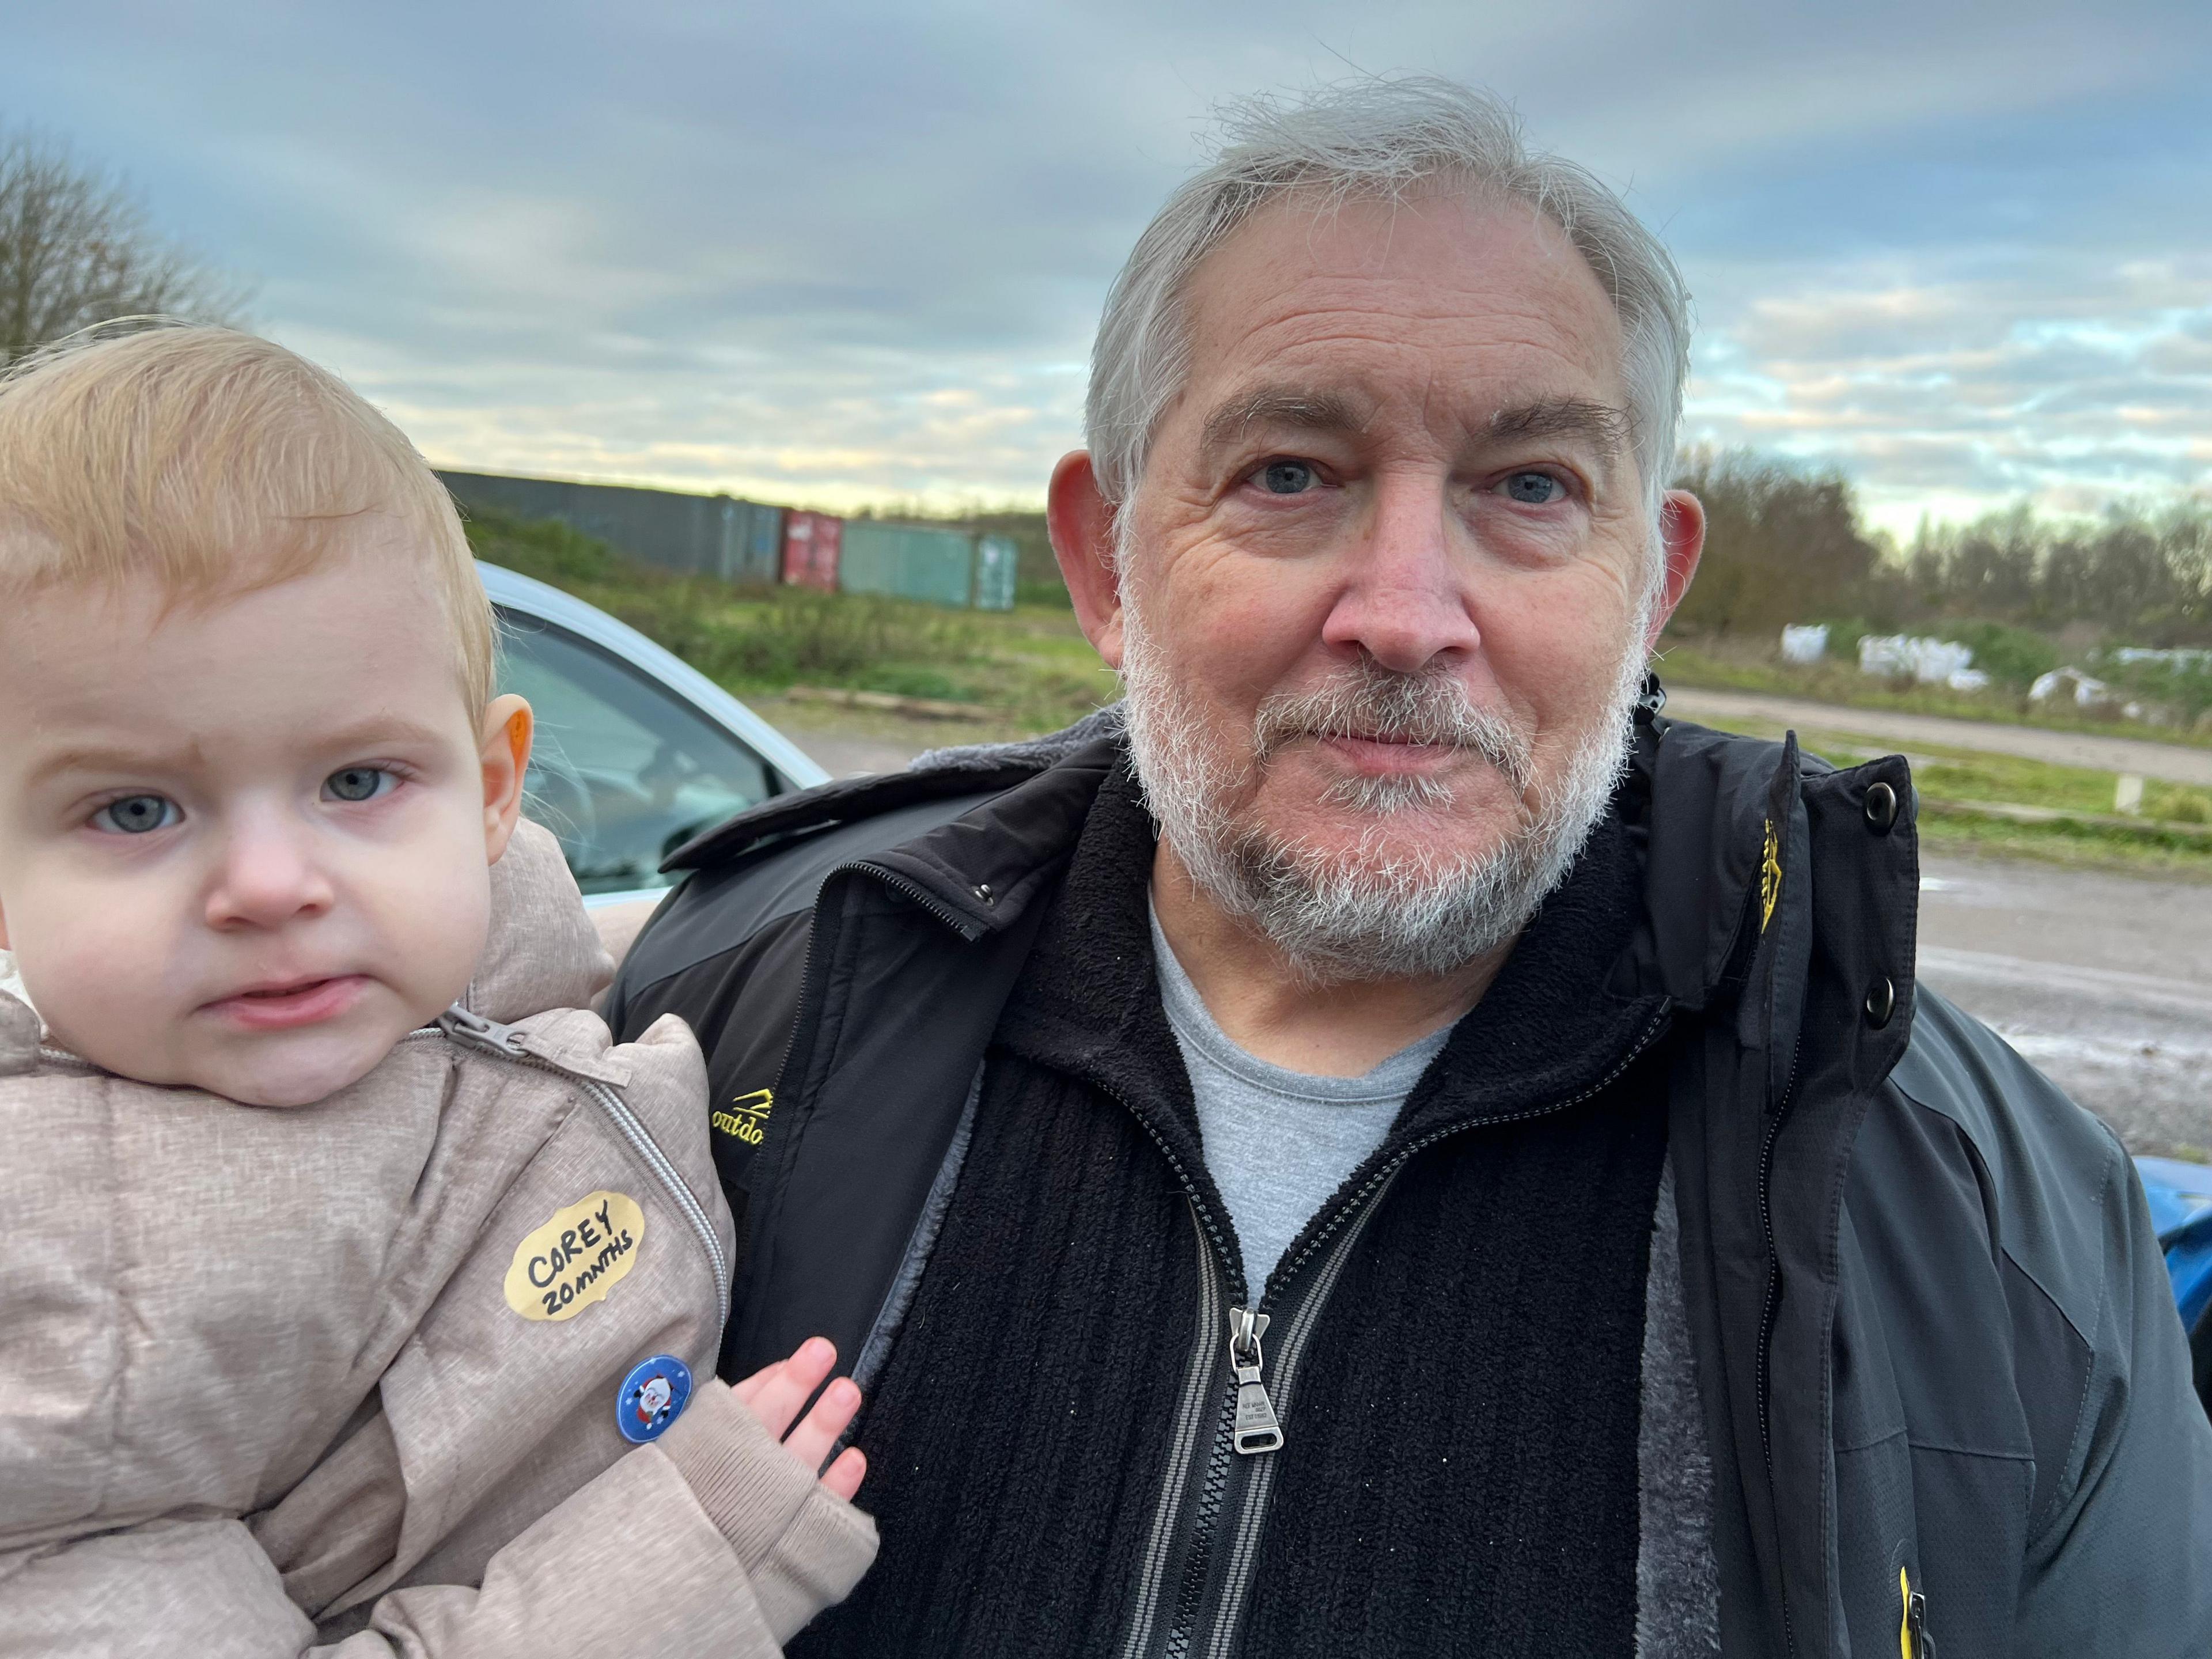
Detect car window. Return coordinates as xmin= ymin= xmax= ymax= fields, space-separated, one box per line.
xmin=496 ymin=609 xmax=772 ymax=895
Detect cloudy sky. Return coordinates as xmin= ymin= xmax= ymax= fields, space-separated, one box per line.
xmin=7 ymin=1 xmax=2209 ymax=535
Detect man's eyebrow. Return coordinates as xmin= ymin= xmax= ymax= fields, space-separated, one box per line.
xmin=1199 ymin=387 xmax=1369 ymax=457
xmin=1484 ymin=397 xmax=1631 ymax=458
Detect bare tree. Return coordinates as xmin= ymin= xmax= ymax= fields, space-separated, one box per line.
xmin=0 ymin=128 xmax=252 ymax=368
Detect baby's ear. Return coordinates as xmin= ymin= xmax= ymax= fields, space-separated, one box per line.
xmin=479 ymin=695 xmax=533 ymax=863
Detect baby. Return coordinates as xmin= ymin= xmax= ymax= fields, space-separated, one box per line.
xmin=0 ymin=326 xmax=874 ymax=1654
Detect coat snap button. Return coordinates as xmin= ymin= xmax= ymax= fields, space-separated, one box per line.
xmin=1864 ymin=781 xmax=1898 ymax=832
xmin=973 ymin=882 xmax=995 ymax=905
xmin=1864 ymin=976 xmax=1896 ymax=1028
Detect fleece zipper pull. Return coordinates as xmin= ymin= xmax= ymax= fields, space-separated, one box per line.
xmin=437 ymin=1005 xmax=529 ymax=1056
xmin=1228 ymin=1306 xmax=1283 ymax=1455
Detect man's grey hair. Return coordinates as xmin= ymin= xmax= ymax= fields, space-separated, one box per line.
xmin=1085 ymin=77 xmax=1691 ymax=553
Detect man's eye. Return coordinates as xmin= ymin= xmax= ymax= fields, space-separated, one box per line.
xmin=1501 ymin=471 xmax=1565 ymax=505
xmin=90 ymin=794 xmax=180 ymax=835
xmin=324 ymin=767 xmax=397 ymax=804
xmin=1257 ymin=460 xmax=1317 ymax=496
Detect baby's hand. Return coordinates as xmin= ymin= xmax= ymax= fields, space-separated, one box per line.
xmin=733 ymin=1336 xmax=868 ymax=1501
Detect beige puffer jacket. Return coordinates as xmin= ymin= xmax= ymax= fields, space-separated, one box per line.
xmin=0 ymin=821 xmax=874 ymax=1657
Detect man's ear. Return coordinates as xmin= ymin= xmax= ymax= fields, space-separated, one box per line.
xmin=1048 ymin=450 xmax=1128 ymax=669
xmin=478 ymin=694 xmax=533 ymax=864
xmin=1644 ymin=490 xmax=1706 ymax=651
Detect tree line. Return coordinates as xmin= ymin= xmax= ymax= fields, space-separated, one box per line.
xmin=1666 ymin=449 xmax=2212 ymax=650
xmin=7 ymin=124 xmax=2206 ymax=658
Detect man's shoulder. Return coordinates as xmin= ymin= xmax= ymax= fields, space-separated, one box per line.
xmin=609 ymin=713 xmax=1124 ymax=1032
xmin=1883 ymin=984 xmax=2126 ymax=1336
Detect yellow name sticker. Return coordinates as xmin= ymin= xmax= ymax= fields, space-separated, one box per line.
xmin=503 ymin=1191 xmax=645 ymax=1321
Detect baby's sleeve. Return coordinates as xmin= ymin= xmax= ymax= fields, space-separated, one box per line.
xmin=1 ymin=1381 xmax=874 ymax=1659
xmin=315 ymin=1379 xmax=876 ymax=1658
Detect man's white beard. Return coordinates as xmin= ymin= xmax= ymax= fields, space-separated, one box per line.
xmin=1120 ymin=590 xmax=1648 ymax=987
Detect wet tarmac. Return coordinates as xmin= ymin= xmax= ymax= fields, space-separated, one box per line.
xmin=1917 ymin=855 xmax=2211 ymax=1158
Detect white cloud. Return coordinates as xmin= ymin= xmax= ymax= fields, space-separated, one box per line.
xmin=4 ymin=0 xmax=2209 ymax=527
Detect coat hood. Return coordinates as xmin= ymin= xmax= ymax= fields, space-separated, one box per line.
xmin=466 ymin=816 xmax=615 ymax=1022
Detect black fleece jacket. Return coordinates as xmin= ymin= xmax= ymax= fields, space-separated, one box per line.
xmin=784 ymin=763 xmax=1669 ymax=1657
xmin=610 ymin=710 xmax=2212 ymax=1658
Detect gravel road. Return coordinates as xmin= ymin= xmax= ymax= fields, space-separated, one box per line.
xmin=1663 ymin=686 xmax=2212 ymax=787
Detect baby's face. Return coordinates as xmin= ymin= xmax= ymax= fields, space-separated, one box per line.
xmin=0 ymin=546 xmax=525 ymax=1106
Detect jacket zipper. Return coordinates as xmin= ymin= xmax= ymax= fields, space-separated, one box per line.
xmin=763 ymin=855 xmax=984 ymax=1165
xmin=1751 ymin=1015 xmax=1807 ymax=1658
xmin=427 ymin=1007 xmax=731 ymax=1334
xmin=1119 ymin=1001 xmax=1674 ymax=1659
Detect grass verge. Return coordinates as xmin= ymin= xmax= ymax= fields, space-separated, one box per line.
xmin=468 ymin=509 xmax=1116 ymax=736
xmin=1692 ymin=713 xmax=2212 ymax=880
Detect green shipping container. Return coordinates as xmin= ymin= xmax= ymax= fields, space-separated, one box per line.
xmin=974 ymin=536 xmax=1018 ymax=611
xmin=838 ymin=521 xmax=976 ymax=609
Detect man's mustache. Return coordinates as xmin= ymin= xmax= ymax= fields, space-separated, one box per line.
xmin=1251 ymin=666 xmax=1534 ymax=792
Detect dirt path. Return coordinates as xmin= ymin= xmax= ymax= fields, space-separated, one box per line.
xmin=1663 ymin=687 xmax=2212 ymax=787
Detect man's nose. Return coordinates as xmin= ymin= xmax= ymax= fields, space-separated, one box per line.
xmin=1319 ymin=472 xmax=1481 ymax=674
xmin=204 ymin=811 xmax=336 ymax=930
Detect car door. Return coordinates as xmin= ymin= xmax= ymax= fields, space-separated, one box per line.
xmin=494 ymin=606 xmax=781 ymax=902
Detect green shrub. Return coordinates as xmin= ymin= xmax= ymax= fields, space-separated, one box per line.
xmin=2152 ymin=787 xmax=2212 ymax=825
xmin=1938 ymin=619 xmax=2063 ymax=691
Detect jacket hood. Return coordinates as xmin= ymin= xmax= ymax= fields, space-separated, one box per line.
xmin=465 ymin=816 xmax=615 ymax=1022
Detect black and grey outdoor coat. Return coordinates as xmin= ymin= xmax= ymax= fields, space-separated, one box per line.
xmin=608 ymin=705 xmax=2212 ymax=1658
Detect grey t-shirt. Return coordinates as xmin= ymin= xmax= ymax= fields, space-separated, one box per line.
xmin=1149 ymin=902 xmax=1452 ymax=1296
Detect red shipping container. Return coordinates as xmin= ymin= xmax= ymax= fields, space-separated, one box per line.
xmin=781 ymin=510 xmax=843 ymax=592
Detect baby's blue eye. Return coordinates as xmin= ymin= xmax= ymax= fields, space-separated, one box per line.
xmin=324 ymin=766 xmax=397 ymax=804
xmin=92 ymin=794 xmax=180 ymax=835
xmin=1501 ymin=471 xmax=1564 ymax=505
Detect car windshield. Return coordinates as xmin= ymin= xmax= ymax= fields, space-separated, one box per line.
xmin=497 ymin=611 xmax=772 ymax=895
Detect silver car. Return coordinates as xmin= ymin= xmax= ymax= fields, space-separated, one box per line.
xmin=482 ymin=562 xmax=828 ymax=914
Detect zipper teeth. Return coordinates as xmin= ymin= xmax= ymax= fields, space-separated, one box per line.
xmin=1753 ymin=1018 xmax=1808 ymax=1659
xmin=1167 ymin=1386 xmax=1236 ymax=1659
xmin=1753 ymin=1018 xmax=1807 ymax=1479
xmin=1135 ymin=998 xmax=1674 ymax=1659
xmin=1201 ymin=1164 xmax=1406 ymax=1659
xmin=1101 ymin=1081 xmax=1246 ymax=1300
xmin=759 ymin=858 xmax=978 ymax=1185
xmin=445 ymin=1021 xmax=731 ymax=1335
xmin=1096 ymin=1075 xmax=1239 ymax=1658
xmin=849 ymin=859 xmax=983 ymax=939
xmin=1120 ymin=1214 xmax=1223 ymax=1659
xmin=1260 ymin=1001 xmax=1675 ymax=1316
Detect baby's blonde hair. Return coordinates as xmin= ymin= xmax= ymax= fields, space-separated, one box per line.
xmin=0 ymin=323 xmax=494 ymax=709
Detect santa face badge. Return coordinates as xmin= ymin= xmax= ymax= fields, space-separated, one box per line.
xmin=616 ymin=1353 xmax=694 ymax=1444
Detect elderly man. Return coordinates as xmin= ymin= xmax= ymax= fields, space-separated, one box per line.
xmin=608 ymin=80 xmax=2212 ymax=1657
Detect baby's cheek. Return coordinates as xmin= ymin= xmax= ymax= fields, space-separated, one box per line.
xmin=18 ymin=897 xmax=170 ymax=1051
xmin=388 ymin=862 xmax=494 ymax=1020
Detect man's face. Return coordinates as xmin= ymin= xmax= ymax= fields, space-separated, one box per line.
xmin=0 ymin=544 xmax=521 ymax=1106
xmin=1097 ymin=188 xmax=1694 ymax=978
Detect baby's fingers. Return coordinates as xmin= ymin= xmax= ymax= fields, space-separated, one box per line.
xmin=737 ymin=1336 xmax=836 ymax=1440
xmin=820 ymin=1445 xmax=867 ymax=1502
xmin=783 ymin=1374 xmax=862 ymax=1479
